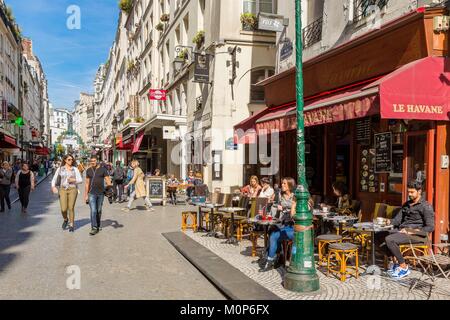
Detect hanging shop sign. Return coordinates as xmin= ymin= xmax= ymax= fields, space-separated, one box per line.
xmin=280 ymin=38 xmax=293 ymax=61
xmin=194 ymin=53 xmax=210 ymax=84
xmin=225 ymin=137 xmax=238 ymax=150
xmin=148 ymin=89 xmax=167 ymax=101
xmin=258 ymin=13 xmax=285 ymax=33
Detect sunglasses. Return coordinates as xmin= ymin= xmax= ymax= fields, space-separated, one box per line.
xmin=67 ymin=159 xmax=74 ymax=162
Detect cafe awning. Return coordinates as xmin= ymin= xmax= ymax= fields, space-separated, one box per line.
xmin=0 ymin=133 xmax=19 ymax=149
xmin=238 ymin=56 xmax=450 ymax=138
xmin=35 ymin=147 xmax=50 ymax=156
xmin=132 ymin=131 xmax=145 ymax=154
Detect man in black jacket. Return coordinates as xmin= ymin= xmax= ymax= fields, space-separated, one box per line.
xmin=378 ymin=181 xmax=435 ymax=279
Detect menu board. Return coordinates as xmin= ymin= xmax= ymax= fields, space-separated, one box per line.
xmin=360 ymin=148 xmax=378 ymax=193
xmin=356 ymin=118 xmax=371 ymax=145
xmin=375 ymin=132 xmax=392 ymax=173
xmin=146 ymin=177 xmax=166 ymax=204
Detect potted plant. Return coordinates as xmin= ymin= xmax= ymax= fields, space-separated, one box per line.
xmin=127 ymin=59 xmax=135 ymax=73
xmin=178 ymin=48 xmax=188 ymax=60
xmin=160 ymin=13 xmax=170 ymax=22
xmin=240 ymin=13 xmax=258 ymax=31
xmin=156 ymin=22 xmax=164 ymax=32
xmin=119 ymin=0 xmax=133 ymax=14
xmin=135 ymin=117 xmax=145 ymax=123
xmin=192 ymin=30 xmax=205 ymax=48
xmin=123 ymin=118 xmax=132 ymax=126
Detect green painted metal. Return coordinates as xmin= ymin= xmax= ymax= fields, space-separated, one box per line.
xmin=284 ymin=0 xmax=320 ymax=293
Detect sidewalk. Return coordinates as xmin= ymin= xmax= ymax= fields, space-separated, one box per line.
xmin=10 ymin=172 xmax=51 ymax=204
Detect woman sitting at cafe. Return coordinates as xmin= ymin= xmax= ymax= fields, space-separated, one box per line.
xmin=321 ymin=181 xmax=353 ymax=215
xmin=259 ymin=177 xmax=275 ymax=201
xmin=241 ymin=175 xmax=262 ymax=198
xmin=259 ymin=177 xmax=296 ymax=272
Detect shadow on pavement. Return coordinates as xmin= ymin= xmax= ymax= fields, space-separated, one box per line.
xmin=0 ymin=176 xmax=52 ymax=275
xmin=101 ymin=219 xmax=124 ymax=229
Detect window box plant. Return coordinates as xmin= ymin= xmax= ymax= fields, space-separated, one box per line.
xmin=156 ymin=22 xmax=164 ymax=32
xmin=240 ymin=13 xmax=258 ymax=31
xmin=192 ymin=30 xmax=205 ymax=48
xmin=119 ymin=0 xmax=133 ymax=14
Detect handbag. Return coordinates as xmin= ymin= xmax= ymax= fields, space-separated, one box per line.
xmin=55 ymin=168 xmax=62 ymax=187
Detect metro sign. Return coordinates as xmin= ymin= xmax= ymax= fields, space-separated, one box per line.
xmin=148 ymin=89 xmax=167 ymax=101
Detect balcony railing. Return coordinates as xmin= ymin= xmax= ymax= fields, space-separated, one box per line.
xmin=353 ymin=0 xmax=389 ymax=22
xmin=302 ymin=17 xmax=323 ymax=49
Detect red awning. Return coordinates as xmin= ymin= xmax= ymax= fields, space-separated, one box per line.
xmin=132 ymin=131 xmax=145 ymax=154
xmin=366 ymin=56 xmax=450 ymax=121
xmin=0 ymin=134 xmax=19 ymax=149
xmin=35 ymin=147 xmax=50 ymax=155
xmin=240 ymin=56 xmax=450 ymax=136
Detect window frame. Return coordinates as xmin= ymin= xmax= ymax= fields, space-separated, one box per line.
xmin=243 ymin=0 xmax=276 ymax=15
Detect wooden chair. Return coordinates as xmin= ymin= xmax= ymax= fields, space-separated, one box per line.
xmin=181 ymin=211 xmax=197 ymax=231
xmin=317 ymin=234 xmax=343 ymax=266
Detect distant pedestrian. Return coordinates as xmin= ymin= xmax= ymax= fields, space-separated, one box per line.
xmin=154 ymin=169 xmax=161 ymax=177
xmin=85 ymin=156 xmax=112 ymax=236
xmin=122 ymin=160 xmax=154 ymax=212
xmin=125 ymin=163 xmax=134 ymax=201
xmin=112 ymin=160 xmax=126 ymax=203
xmin=51 ymin=155 xmax=83 ymax=232
xmin=167 ymin=174 xmax=179 ymax=205
xmin=15 ymin=163 xmax=35 ymax=214
xmin=13 ymin=160 xmax=21 ymax=174
xmin=0 ymin=162 xmax=13 ymax=212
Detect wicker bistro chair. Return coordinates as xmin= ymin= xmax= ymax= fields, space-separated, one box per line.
xmin=216 ymin=194 xmax=242 ymax=237
xmin=407 ymin=238 xmax=450 ymax=297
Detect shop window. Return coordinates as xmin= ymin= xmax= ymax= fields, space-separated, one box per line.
xmin=250 ymin=68 xmax=274 ymax=103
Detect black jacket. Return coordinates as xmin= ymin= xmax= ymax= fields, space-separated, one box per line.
xmin=392 ymin=198 xmax=435 ymax=234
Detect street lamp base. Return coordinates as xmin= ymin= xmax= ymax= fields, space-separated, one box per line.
xmin=284 ymin=271 xmax=320 ymax=293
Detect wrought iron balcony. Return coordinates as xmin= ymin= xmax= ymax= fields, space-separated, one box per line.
xmin=353 ymin=0 xmax=389 ymax=22
xmin=302 ymin=17 xmax=323 ymax=49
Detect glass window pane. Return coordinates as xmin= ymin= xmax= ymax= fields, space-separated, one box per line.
xmin=260 ymin=0 xmax=273 ymax=13
xmin=243 ymin=0 xmax=257 ymax=14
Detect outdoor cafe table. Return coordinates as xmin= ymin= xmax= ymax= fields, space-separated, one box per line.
xmin=322 ymin=215 xmax=360 ymax=235
xmin=247 ymin=217 xmax=280 ymax=256
xmin=353 ymin=222 xmax=394 ymax=275
xmin=192 ymin=202 xmax=224 ymax=236
xmin=313 ymin=210 xmax=329 ymax=234
xmin=219 ymin=207 xmax=247 ymax=245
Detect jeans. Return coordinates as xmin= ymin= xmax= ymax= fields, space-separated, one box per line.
xmin=268 ymin=225 xmax=294 ymax=260
xmin=18 ymin=186 xmax=31 ymax=209
xmin=113 ymin=180 xmax=124 ymax=201
xmin=0 ymin=184 xmax=11 ymax=210
xmin=127 ymin=191 xmax=152 ymax=209
xmin=89 ymin=193 xmax=105 ymax=229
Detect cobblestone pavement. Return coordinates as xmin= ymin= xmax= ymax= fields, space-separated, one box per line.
xmin=184 ymin=229 xmax=450 ymax=300
xmin=0 ymin=179 xmax=225 ymax=300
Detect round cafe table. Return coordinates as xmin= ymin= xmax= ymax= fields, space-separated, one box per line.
xmin=322 ymin=215 xmax=359 ymax=235
xmin=192 ymin=202 xmax=224 ymax=236
xmin=353 ymin=222 xmax=394 ymax=275
xmin=219 ymin=207 xmax=247 ymax=245
xmin=247 ymin=217 xmax=280 ymax=256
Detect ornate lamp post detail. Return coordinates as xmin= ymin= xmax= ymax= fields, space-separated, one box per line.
xmin=283 ymin=0 xmax=320 ymax=293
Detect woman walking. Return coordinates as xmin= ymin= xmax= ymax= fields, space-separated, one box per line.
xmin=0 ymin=162 xmax=13 ymax=212
xmin=15 ymin=163 xmax=35 ymax=214
xmin=122 ymin=160 xmax=154 ymax=212
xmin=51 ymin=155 xmax=83 ymax=232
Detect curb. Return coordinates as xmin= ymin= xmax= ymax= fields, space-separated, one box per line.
xmin=10 ymin=173 xmax=52 ymax=205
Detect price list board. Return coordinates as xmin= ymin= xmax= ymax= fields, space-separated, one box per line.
xmin=356 ymin=118 xmax=372 ymax=145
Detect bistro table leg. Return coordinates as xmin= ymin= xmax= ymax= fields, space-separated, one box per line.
xmin=225 ymin=212 xmax=238 ymax=245
xmin=206 ymin=208 xmax=217 ymax=237
xmin=362 ymin=230 xmax=379 ymax=276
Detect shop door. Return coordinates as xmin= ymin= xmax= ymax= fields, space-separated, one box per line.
xmin=403 ymin=130 xmax=435 ymax=204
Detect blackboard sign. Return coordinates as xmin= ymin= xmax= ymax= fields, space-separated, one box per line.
xmin=146 ymin=177 xmax=166 ymax=204
xmin=356 ymin=118 xmax=371 ymax=145
xmin=375 ymin=132 xmax=392 ymax=173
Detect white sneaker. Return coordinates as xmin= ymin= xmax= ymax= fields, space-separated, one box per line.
xmin=391 ymin=265 xmax=411 ymax=279
xmin=146 ymin=207 xmax=155 ymax=212
xmin=121 ymin=208 xmax=131 ymax=212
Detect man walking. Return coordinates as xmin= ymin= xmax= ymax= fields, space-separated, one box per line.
xmin=85 ymin=156 xmax=112 ymax=236
xmin=113 ymin=161 xmax=125 ymax=203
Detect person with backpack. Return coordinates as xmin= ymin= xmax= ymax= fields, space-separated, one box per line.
xmin=0 ymin=162 xmax=13 ymax=212
xmin=125 ymin=163 xmax=134 ymax=201
xmin=15 ymin=163 xmax=36 ymax=214
xmin=51 ymin=154 xmax=83 ymax=232
xmin=113 ymin=160 xmax=126 ymax=203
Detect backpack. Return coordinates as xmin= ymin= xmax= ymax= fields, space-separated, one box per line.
xmin=127 ymin=168 xmax=134 ymax=181
xmin=114 ymin=167 xmax=125 ymax=181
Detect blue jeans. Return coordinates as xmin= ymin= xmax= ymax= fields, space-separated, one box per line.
xmin=89 ymin=194 xmax=104 ymax=229
xmin=268 ymin=225 xmax=294 ymax=260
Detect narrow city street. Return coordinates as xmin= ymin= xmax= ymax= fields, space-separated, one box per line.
xmin=0 ymin=177 xmax=225 ymax=300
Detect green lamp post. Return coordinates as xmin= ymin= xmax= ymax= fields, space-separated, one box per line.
xmin=284 ymin=0 xmax=320 ymax=293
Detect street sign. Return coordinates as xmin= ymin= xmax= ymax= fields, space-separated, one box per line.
xmin=280 ymin=38 xmax=293 ymax=61
xmin=163 ymin=126 xmax=177 ymax=140
xmin=258 ymin=13 xmax=285 ymax=32
xmin=148 ymin=89 xmax=167 ymax=101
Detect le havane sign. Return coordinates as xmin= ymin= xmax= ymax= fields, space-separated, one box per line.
xmin=392 ymin=104 xmax=444 ymax=114
xmin=375 ymin=132 xmax=392 ymax=173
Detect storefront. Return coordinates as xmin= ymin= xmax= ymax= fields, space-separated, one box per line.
xmin=235 ymin=7 xmax=450 ymax=244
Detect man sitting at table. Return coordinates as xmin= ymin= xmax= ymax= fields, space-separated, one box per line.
xmin=377 ymin=181 xmax=435 ymax=279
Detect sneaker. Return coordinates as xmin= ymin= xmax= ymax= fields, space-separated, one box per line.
xmin=387 ymin=263 xmax=399 ymax=275
xmin=121 ymin=208 xmax=131 ymax=212
xmin=89 ymin=228 xmax=99 ymax=236
xmin=146 ymin=207 xmax=155 ymax=212
xmin=391 ymin=266 xmax=411 ymax=279
xmin=62 ymin=220 xmax=69 ymax=230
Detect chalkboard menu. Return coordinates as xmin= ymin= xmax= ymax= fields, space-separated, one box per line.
xmin=359 ymin=148 xmax=378 ymax=193
xmin=147 ymin=177 xmax=166 ymax=204
xmin=356 ymin=118 xmax=371 ymax=145
xmin=375 ymin=132 xmax=392 ymax=173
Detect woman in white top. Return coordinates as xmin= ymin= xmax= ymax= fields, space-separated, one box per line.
xmin=259 ymin=177 xmax=275 ymax=202
xmin=51 ymin=154 xmax=83 ymax=232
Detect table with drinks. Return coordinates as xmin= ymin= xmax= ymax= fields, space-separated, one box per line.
xmin=248 ymin=214 xmax=280 ymax=255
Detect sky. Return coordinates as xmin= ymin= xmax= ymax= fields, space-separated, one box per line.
xmin=8 ymin=0 xmax=119 ymax=110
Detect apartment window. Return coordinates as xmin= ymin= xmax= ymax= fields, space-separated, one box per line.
xmin=243 ymin=0 xmax=275 ymax=14
xmin=354 ymin=0 xmax=388 ymax=22
xmin=250 ymin=68 xmax=274 ymax=102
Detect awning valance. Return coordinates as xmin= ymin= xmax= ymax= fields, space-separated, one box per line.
xmin=0 ymin=133 xmax=19 ymax=149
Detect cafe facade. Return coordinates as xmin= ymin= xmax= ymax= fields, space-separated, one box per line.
xmin=234 ymin=7 xmax=450 ymax=244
